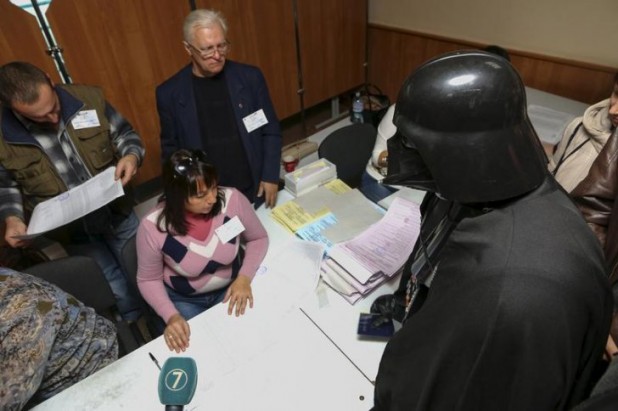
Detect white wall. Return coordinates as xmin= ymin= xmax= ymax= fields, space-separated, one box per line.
xmin=369 ymin=0 xmax=618 ymax=67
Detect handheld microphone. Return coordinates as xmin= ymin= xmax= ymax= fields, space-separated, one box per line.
xmin=158 ymin=357 xmax=198 ymax=411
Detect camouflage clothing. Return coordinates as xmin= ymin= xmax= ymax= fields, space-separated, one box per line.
xmin=0 ymin=268 xmax=118 ymax=410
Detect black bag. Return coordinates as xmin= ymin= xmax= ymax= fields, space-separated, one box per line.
xmin=349 ymin=84 xmax=391 ymax=127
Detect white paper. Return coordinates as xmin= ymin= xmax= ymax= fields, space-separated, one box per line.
xmin=326 ymin=196 xmax=421 ymax=284
xmin=71 ymin=109 xmax=101 ymax=129
xmin=15 ymin=167 xmax=124 ymax=239
xmin=242 ymin=108 xmax=268 ymax=133
xmin=215 ymin=215 xmax=245 ymax=243
xmin=267 ymin=239 xmax=325 ymax=292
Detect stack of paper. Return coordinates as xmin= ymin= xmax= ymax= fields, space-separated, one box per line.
xmin=320 ymin=197 xmax=421 ymax=304
xmin=270 ymin=181 xmax=384 ymax=249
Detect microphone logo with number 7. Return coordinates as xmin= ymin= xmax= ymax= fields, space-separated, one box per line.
xmin=158 ymin=357 xmax=198 ymax=411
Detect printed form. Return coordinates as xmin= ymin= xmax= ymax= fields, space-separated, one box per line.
xmin=322 ymin=196 xmax=421 ymax=303
xmin=15 ymin=167 xmax=124 ymax=239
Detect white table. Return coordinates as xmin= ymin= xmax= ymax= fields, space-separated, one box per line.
xmin=34 ymin=87 xmax=588 ymax=410
xmin=32 ymin=289 xmax=375 ymax=411
xmin=32 ymin=191 xmax=381 ymax=411
xmin=525 ymin=87 xmax=588 ymax=151
xmin=526 ymin=87 xmax=588 ymax=118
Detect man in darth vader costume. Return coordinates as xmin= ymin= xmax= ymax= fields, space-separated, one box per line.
xmin=371 ymin=51 xmax=612 ymax=410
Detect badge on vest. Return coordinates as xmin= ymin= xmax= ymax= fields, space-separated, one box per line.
xmin=71 ymin=109 xmax=101 ymax=129
xmin=242 ymin=109 xmax=268 ymax=133
xmin=215 ymin=216 xmax=245 ymax=243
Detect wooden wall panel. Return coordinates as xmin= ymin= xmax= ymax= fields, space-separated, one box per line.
xmin=195 ymin=0 xmax=300 ymax=119
xmin=2 ymin=1 xmax=367 ymax=186
xmin=367 ymin=25 xmax=467 ymax=102
xmin=368 ymin=25 xmax=617 ymax=106
xmin=297 ymin=0 xmax=367 ymax=107
xmin=46 ymin=0 xmax=192 ymax=185
xmin=0 ymin=1 xmax=60 ymax=82
xmin=512 ymin=55 xmax=616 ymax=105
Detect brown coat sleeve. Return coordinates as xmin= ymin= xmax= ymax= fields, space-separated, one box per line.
xmin=570 ymin=129 xmax=618 ymax=250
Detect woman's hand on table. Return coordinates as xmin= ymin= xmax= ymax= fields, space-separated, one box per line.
xmin=164 ymin=313 xmax=191 ymax=353
xmin=223 ymin=276 xmax=254 ymax=317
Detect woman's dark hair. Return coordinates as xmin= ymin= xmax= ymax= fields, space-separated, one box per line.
xmin=157 ymin=149 xmax=225 ymax=235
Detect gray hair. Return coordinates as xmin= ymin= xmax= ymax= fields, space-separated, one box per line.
xmin=183 ymin=9 xmax=228 ymax=43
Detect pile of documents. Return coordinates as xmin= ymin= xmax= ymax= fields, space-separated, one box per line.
xmin=320 ymin=197 xmax=421 ymax=304
xmin=271 ymin=180 xmax=384 ymax=249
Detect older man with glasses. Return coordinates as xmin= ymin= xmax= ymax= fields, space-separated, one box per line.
xmin=156 ymin=9 xmax=282 ymax=209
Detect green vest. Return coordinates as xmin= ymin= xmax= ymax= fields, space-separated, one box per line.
xmin=0 ymin=84 xmax=115 ymax=213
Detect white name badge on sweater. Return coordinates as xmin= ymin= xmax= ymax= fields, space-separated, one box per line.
xmin=242 ymin=109 xmax=268 ymax=133
xmin=215 ymin=216 xmax=245 ymax=243
xmin=71 ymin=110 xmax=101 ymax=129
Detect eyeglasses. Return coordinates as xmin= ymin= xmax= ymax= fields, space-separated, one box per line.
xmin=185 ymin=41 xmax=230 ymax=59
xmin=173 ymin=151 xmax=209 ymax=177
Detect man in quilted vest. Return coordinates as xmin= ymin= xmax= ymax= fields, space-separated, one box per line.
xmin=0 ymin=61 xmax=145 ymax=321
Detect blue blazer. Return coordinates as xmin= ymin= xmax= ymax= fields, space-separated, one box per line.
xmin=156 ymin=61 xmax=282 ymax=200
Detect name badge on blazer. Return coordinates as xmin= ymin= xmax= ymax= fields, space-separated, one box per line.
xmin=215 ymin=216 xmax=245 ymax=243
xmin=71 ymin=109 xmax=101 ymax=129
xmin=242 ymin=109 xmax=268 ymax=133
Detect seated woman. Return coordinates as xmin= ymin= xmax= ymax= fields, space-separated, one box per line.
xmin=136 ymin=149 xmax=268 ymax=353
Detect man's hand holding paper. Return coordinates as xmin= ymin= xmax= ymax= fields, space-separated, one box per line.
xmin=13 ymin=167 xmax=125 ymax=240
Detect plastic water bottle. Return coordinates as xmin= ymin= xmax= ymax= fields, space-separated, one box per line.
xmin=352 ymin=91 xmax=364 ymax=123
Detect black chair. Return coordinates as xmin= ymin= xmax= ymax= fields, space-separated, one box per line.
xmin=572 ymin=387 xmax=618 ymax=411
xmin=23 ymin=255 xmax=142 ymax=356
xmin=120 ymin=234 xmax=139 ymax=292
xmin=318 ymin=123 xmax=377 ymax=188
xmin=120 ymin=234 xmax=164 ymax=338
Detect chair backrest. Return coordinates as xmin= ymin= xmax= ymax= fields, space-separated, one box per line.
xmin=23 ymin=255 xmax=116 ymax=314
xmin=120 ymin=234 xmax=138 ymax=290
xmin=120 ymin=234 xmax=164 ymax=338
xmin=318 ymin=123 xmax=377 ymax=188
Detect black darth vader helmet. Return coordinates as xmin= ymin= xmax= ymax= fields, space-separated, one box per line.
xmin=388 ymin=50 xmax=547 ymax=203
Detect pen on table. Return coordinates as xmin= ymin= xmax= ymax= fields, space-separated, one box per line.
xmin=149 ymin=352 xmax=161 ymax=370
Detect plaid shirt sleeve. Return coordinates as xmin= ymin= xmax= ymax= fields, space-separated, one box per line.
xmin=0 ymin=165 xmax=24 ymax=222
xmin=106 ymin=102 xmax=145 ymax=166
xmin=0 ymin=102 xmax=145 ymax=223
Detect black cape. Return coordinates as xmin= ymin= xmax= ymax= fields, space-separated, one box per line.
xmin=373 ymin=178 xmax=612 ymax=410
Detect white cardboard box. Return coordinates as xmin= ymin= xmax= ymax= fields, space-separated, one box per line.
xmin=284 ymin=158 xmax=337 ymax=197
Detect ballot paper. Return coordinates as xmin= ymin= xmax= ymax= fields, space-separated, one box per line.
xmin=321 ymin=196 xmax=421 ymax=303
xmin=270 ymin=182 xmax=384 ymax=244
xmin=14 ymin=167 xmax=124 ymax=239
